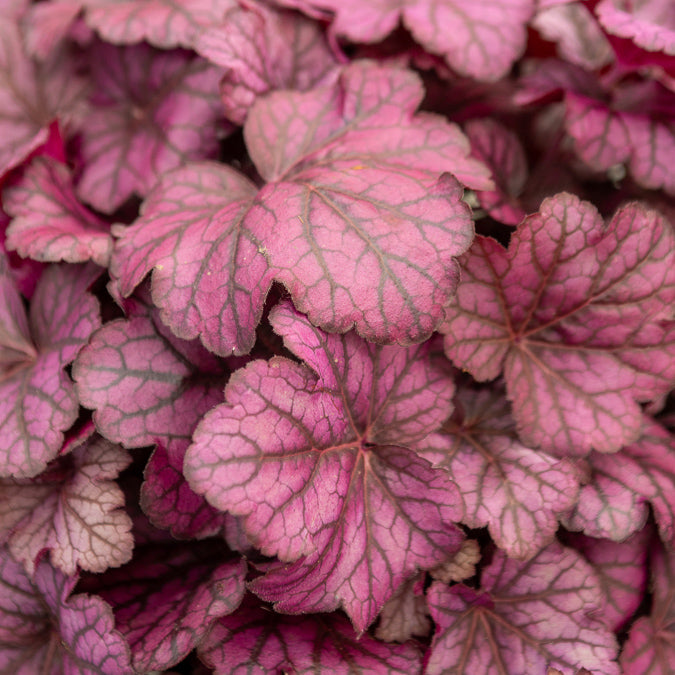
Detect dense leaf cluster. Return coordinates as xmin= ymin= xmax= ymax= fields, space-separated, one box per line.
xmin=1 ymin=1 xmax=674 ymax=673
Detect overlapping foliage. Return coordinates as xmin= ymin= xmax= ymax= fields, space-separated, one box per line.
xmin=1 ymin=0 xmax=674 ymax=673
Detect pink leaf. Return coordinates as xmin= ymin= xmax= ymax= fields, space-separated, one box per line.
xmin=464 ymin=118 xmax=528 ymax=226
xmin=0 ymin=259 xmax=101 ymax=478
xmin=564 ymin=90 xmax=675 ymax=195
xmin=93 ymin=540 xmax=246 ymax=672
xmin=621 ymin=540 xmax=675 ymax=674
xmin=0 ymin=433 xmax=133 ymax=575
xmin=0 ymin=547 xmax=133 ymax=673
xmin=195 ymin=1 xmax=338 ymax=124
xmin=426 ymin=543 xmax=620 ymax=675
xmin=0 ymin=17 xmax=85 ymax=177
xmin=531 ymin=2 xmax=613 ymax=69
xmin=73 ymin=312 xmax=228 ymax=454
xmin=76 ymin=41 xmax=225 ymax=213
xmin=113 ymin=61 xmax=486 ymax=353
xmin=109 ymin=163 xmax=266 ymax=356
xmin=140 ymin=445 xmax=230 ymax=539
xmin=415 ymin=383 xmax=580 ymax=559
xmin=274 ymin=0 xmax=534 ymax=81
xmin=442 ymin=194 xmax=675 ymax=455
xmin=596 ymin=0 xmax=675 ymax=56
xmin=84 ymin=0 xmax=237 ymax=49
xmin=4 ymin=157 xmax=112 ymax=265
xmin=185 ymin=301 xmax=464 ymax=632
xmin=564 ymin=416 xmax=675 ymax=545
xmin=199 ymin=596 xmax=422 ymax=674
xmin=22 ymin=1 xmax=84 ymax=60
xmin=567 ymin=529 xmax=650 ymax=633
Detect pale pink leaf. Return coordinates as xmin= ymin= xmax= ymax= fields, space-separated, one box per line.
xmin=73 ymin=313 xmax=228 ymax=454
xmin=0 ymin=548 xmax=133 ymax=673
xmin=109 ymin=163 xmax=267 ymax=356
xmin=195 ymin=1 xmax=338 ymax=124
xmin=565 ymin=91 xmax=675 ymax=195
xmin=426 ymin=543 xmax=620 ymax=675
xmin=0 ymin=18 xmax=85 ymax=176
xmin=532 ymin=2 xmax=613 ymax=69
xmin=22 ymin=1 xmax=84 ymax=60
xmin=84 ymin=0 xmax=237 ymax=49
xmin=0 ymin=434 xmax=133 ymax=575
xmin=76 ymin=41 xmax=225 ymax=213
xmin=375 ymin=574 xmax=430 ymax=643
xmin=442 ymin=194 xmax=675 ymax=455
xmin=4 ymin=157 xmax=112 ymax=265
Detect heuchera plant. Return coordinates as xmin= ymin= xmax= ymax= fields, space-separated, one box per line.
xmin=1 ymin=0 xmax=675 ymax=673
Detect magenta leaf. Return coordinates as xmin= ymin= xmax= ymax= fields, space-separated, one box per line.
xmin=195 ymin=1 xmax=338 ymax=124
xmin=464 ymin=118 xmax=528 ymax=226
xmin=0 ymin=17 xmax=85 ymax=176
xmin=596 ymin=0 xmax=675 ymax=56
xmin=76 ymin=41 xmax=225 ymax=213
xmin=3 ymin=157 xmax=112 ymax=265
xmin=185 ymin=301 xmax=464 ymax=631
xmin=0 ymin=547 xmax=133 ymax=674
xmin=565 ymin=90 xmax=675 ymax=196
xmin=84 ymin=0 xmax=237 ymax=49
xmin=621 ymin=540 xmax=675 ymax=674
xmin=426 ymin=542 xmax=620 ymax=675
xmin=113 ymin=61 xmax=486 ymax=354
xmin=91 ymin=540 xmax=246 ymax=672
xmin=415 ymin=382 xmax=580 ymax=559
xmin=73 ymin=311 xmax=228 ymax=454
xmin=566 ymin=529 xmax=650 ymax=633
xmin=564 ymin=416 xmax=675 ymax=545
xmin=199 ymin=596 xmax=422 ymax=674
xmin=0 ymin=432 xmax=133 ymax=575
xmin=0 ymin=258 xmax=101 ymax=478
xmin=442 ymin=193 xmax=675 ymax=455
xmin=140 ymin=445 xmax=230 ymax=539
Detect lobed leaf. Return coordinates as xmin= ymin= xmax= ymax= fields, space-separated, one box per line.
xmin=93 ymin=540 xmax=246 ymax=672
xmin=113 ymin=61 xmax=485 ymax=353
xmin=4 ymin=157 xmax=112 ymax=266
xmin=84 ymin=0 xmax=237 ymax=49
xmin=0 ymin=432 xmax=133 ymax=575
xmin=0 ymin=547 xmax=133 ymax=674
xmin=0 ymin=260 xmax=101 ymax=478
xmin=426 ymin=542 xmax=620 ymax=675
xmin=415 ymin=383 xmax=580 ymax=559
xmin=621 ymin=540 xmax=675 ymax=674
xmin=185 ymin=301 xmax=464 ymax=631
xmin=195 ymin=1 xmax=338 ymax=124
xmin=76 ymin=41 xmax=224 ymax=213
xmin=442 ymin=193 xmax=675 ymax=455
